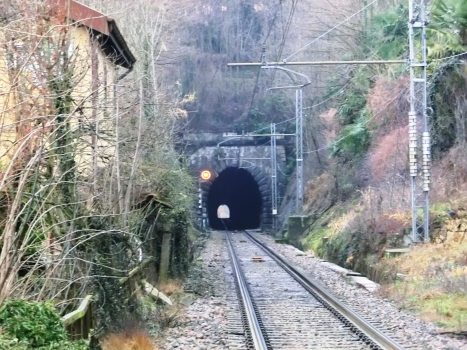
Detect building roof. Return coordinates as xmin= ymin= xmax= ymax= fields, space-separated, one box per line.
xmin=49 ymin=0 xmax=136 ymax=69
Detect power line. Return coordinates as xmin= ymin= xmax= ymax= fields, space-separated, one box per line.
xmin=303 ymin=81 xmax=352 ymax=110
xmin=271 ymin=0 xmax=299 ymax=85
xmin=431 ymin=51 xmax=467 ymax=62
xmin=284 ymin=0 xmax=378 ymax=61
xmin=243 ymin=1 xmax=282 ymax=119
xmin=278 ymin=0 xmax=298 ymax=60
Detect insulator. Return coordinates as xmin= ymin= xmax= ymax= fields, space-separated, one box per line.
xmin=421 ymin=131 xmax=431 ymax=191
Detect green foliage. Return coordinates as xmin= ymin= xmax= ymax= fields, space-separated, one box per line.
xmin=428 ymin=0 xmax=467 ymax=58
xmin=338 ymin=91 xmax=367 ymax=125
xmin=430 ymin=68 xmax=458 ymax=156
xmin=156 ymin=162 xmax=194 ymax=221
xmin=332 ymin=111 xmax=370 ymax=158
xmin=0 ymin=300 xmax=86 ymax=350
xmin=0 ymin=334 xmax=86 ymax=350
xmin=365 ymin=5 xmax=408 ymax=59
xmin=429 ymin=62 xmax=467 ymax=156
xmin=0 ymin=300 xmax=65 ymax=346
xmin=169 ymin=212 xmax=192 ymax=278
xmin=242 ymin=95 xmax=294 ymax=134
xmin=327 ymin=4 xmax=409 ymax=161
xmin=285 ymin=155 xmax=296 ymax=177
xmin=300 ymin=227 xmax=327 ymax=256
xmin=248 ymin=107 xmax=268 ymax=132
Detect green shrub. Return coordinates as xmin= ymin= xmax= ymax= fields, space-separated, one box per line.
xmin=0 ymin=300 xmax=87 ymax=350
xmin=0 ymin=333 xmax=86 ymax=350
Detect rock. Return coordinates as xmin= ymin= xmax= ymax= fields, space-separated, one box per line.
xmin=180 ymin=295 xmax=195 ymax=306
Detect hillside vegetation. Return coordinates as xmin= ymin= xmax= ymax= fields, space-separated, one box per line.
xmin=297 ymin=0 xmax=467 ymax=332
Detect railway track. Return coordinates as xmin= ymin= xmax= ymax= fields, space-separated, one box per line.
xmin=225 ymin=230 xmax=406 ymax=350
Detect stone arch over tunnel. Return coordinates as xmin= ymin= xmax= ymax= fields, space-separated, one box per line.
xmin=201 ymin=165 xmax=272 ymax=230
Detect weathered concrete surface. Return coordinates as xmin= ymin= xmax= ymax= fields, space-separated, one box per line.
xmin=384 ymin=248 xmax=411 ymax=258
xmin=288 ymin=215 xmax=312 ymax=242
xmin=188 ymin=145 xmax=286 ymax=178
xmin=183 ymin=132 xmax=289 ymax=148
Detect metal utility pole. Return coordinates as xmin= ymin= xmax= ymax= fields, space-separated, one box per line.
xmin=262 ymin=66 xmax=309 ymax=214
xmin=271 ymin=123 xmax=278 ymax=229
xmin=409 ymin=0 xmax=430 ymax=242
xmin=295 ymin=90 xmax=304 ymax=212
xmin=198 ymin=182 xmax=203 ymax=228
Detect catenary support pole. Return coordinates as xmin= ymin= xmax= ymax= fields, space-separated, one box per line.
xmin=271 ymin=123 xmax=278 ymax=228
xmin=408 ymin=0 xmax=431 ymax=242
xmin=296 ymin=89 xmax=304 ymax=214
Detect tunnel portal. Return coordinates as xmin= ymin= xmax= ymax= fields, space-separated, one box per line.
xmin=207 ymin=167 xmax=263 ymax=230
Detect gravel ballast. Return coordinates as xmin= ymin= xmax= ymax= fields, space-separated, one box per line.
xmin=252 ymin=232 xmax=467 ymax=350
xmin=158 ymin=230 xmax=467 ymax=349
xmin=158 ymin=232 xmax=249 ymax=349
xmin=159 ymin=232 xmax=230 ymax=350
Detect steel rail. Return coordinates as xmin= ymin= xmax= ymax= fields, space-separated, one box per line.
xmin=244 ymin=231 xmax=406 ymax=350
xmin=225 ymin=232 xmax=269 ymax=350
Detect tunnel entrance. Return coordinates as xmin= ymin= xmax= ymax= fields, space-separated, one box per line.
xmin=207 ymin=167 xmax=263 ymax=230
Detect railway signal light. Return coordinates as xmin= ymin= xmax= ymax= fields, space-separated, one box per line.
xmin=200 ymin=170 xmax=212 ymax=181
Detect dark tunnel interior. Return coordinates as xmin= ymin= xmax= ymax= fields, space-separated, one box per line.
xmin=207 ymin=167 xmax=263 ymax=230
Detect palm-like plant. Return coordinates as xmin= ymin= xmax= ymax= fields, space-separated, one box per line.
xmin=428 ymin=0 xmax=467 ymax=58
xmin=369 ymin=5 xmax=408 ymax=60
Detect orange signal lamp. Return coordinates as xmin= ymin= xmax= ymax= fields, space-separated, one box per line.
xmin=201 ymin=170 xmax=212 ymax=181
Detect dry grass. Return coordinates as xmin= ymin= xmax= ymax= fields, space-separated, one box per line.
xmin=368 ymin=125 xmax=408 ymax=183
xmin=379 ymin=233 xmax=467 ymax=331
xmin=366 ymin=76 xmax=409 ymax=134
xmin=386 ymin=228 xmax=467 ymax=277
xmin=303 ymin=172 xmax=336 ymax=213
xmin=319 ymin=108 xmax=339 ymax=143
xmin=101 ymin=332 xmax=157 ymax=350
xmin=155 ymin=279 xmax=182 ymax=297
xmin=326 ymin=205 xmax=362 ymax=237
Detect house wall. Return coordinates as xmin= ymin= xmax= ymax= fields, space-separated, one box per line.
xmin=69 ymin=25 xmax=118 ymax=178
xmin=0 ymin=24 xmax=119 ymax=176
xmin=0 ymin=39 xmax=16 ymax=171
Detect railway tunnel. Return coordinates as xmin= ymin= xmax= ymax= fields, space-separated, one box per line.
xmin=207 ymin=167 xmax=263 ymax=230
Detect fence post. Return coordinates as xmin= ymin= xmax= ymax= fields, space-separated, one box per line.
xmin=159 ymin=232 xmax=172 ymax=284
